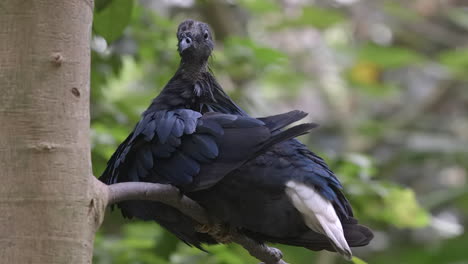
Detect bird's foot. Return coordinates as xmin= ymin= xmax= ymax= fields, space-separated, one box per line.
xmin=266 ymin=246 xmax=283 ymax=261
xmin=195 ymin=223 xmax=214 ymax=233
xmin=258 ymin=245 xmax=286 ymax=264
xmin=213 ymin=230 xmax=233 ymax=244
xmin=196 ymin=223 xmax=232 ymax=244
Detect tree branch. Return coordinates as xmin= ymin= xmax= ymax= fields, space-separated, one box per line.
xmin=104 ymin=181 xmax=287 ymax=264
xmin=108 ymin=182 xmax=210 ymax=224
xmin=231 ymin=232 xmax=288 ymax=264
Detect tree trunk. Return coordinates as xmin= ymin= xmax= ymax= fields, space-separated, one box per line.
xmin=0 ymin=1 xmax=103 ymax=263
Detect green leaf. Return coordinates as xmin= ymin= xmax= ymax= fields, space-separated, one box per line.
xmin=334 ymin=156 xmax=430 ymax=228
xmin=225 ymin=37 xmax=288 ymax=66
xmin=368 ymin=232 xmax=468 ymax=264
xmin=220 ymin=36 xmax=288 ymax=81
xmin=358 ymin=44 xmax=424 ymax=68
xmin=93 ymin=0 xmax=134 ymax=43
xmin=278 ymin=6 xmax=345 ymax=29
xmin=439 ymin=48 xmax=468 ymax=77
xmin=237 ymin=0 xmax=280 ymax=14
xmin=381 ymin=187 xmax=430 ymax=228
xmin=95 ymin=0 xmax=114 ymax=12
xmin=352 ymin=256 xmax=369 ymax=264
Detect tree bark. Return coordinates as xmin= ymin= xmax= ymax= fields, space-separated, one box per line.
xmin=0 ymin=1 xmax=102 ymax=263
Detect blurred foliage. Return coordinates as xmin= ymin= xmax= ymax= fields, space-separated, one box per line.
xmin=439 ymin=48 xmax=468 ymax=78
xmin=278 ymin=6 xmax=346 ymax=29
xmin=91 ymin=0 xmax=468 ymax=264
xmin=357 ymin=44 xmax=424 ymax=68
xmin=94 ymin=0 xmax=134 ymax=43
xmin=334 ymin=154 xmax=430 ymax=229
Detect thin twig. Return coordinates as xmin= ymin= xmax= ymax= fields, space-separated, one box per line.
xmin=105 ymin=181 xmax=287 ymax=264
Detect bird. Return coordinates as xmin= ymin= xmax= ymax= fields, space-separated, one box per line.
xmin=100 ymin=19 xmax=373 ymax=259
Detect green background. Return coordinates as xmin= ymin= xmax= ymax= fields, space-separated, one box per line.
xmin=91 ymin=1 xmax=468 ymax=263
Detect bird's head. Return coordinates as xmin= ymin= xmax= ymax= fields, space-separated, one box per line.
xmin=177 ymin=19 xmax=214 ymax=64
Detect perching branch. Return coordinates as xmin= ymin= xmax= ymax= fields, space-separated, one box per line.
xmin=107 ymin=182 xmax=209 ymax=224
xmin=104 ymin=181 xmax=288 ymax=264
xmin=231 ymin=232 xmax=288 ymax=264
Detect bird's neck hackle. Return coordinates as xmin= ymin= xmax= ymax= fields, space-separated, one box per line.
xmin=177 ymin=58 xmax=209 ymax=80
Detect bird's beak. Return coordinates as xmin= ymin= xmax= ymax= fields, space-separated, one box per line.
xmin=179 ymin=36 xmax=192 ymax=53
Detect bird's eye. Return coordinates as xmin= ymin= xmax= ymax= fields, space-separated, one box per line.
xmin=203 ymin=31 xmax=209 ymax=40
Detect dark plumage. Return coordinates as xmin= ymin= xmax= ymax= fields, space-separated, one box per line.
xmin=100 ymin=19 xmax=373 ymax=258
xmin=101 ymin=108 xmax=316 ymax=249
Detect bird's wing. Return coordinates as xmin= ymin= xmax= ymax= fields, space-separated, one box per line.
xmin=186 ymin=111 xmax=317 ymax=191
xmin=100 ymin=109 xmax=204 ymax=186
xmin=100 ymin=109 xmax=315 ymax=190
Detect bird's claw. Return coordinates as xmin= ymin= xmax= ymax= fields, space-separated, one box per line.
xmin=195 ymin=223 xmax=213 ymax=233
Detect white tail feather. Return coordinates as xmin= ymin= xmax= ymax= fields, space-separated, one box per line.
xmin=285 ymin=181 xmax=352 ymax=259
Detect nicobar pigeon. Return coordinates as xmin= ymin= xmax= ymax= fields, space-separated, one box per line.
xmin=100 ymin=19 xmax=373 ymax=260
